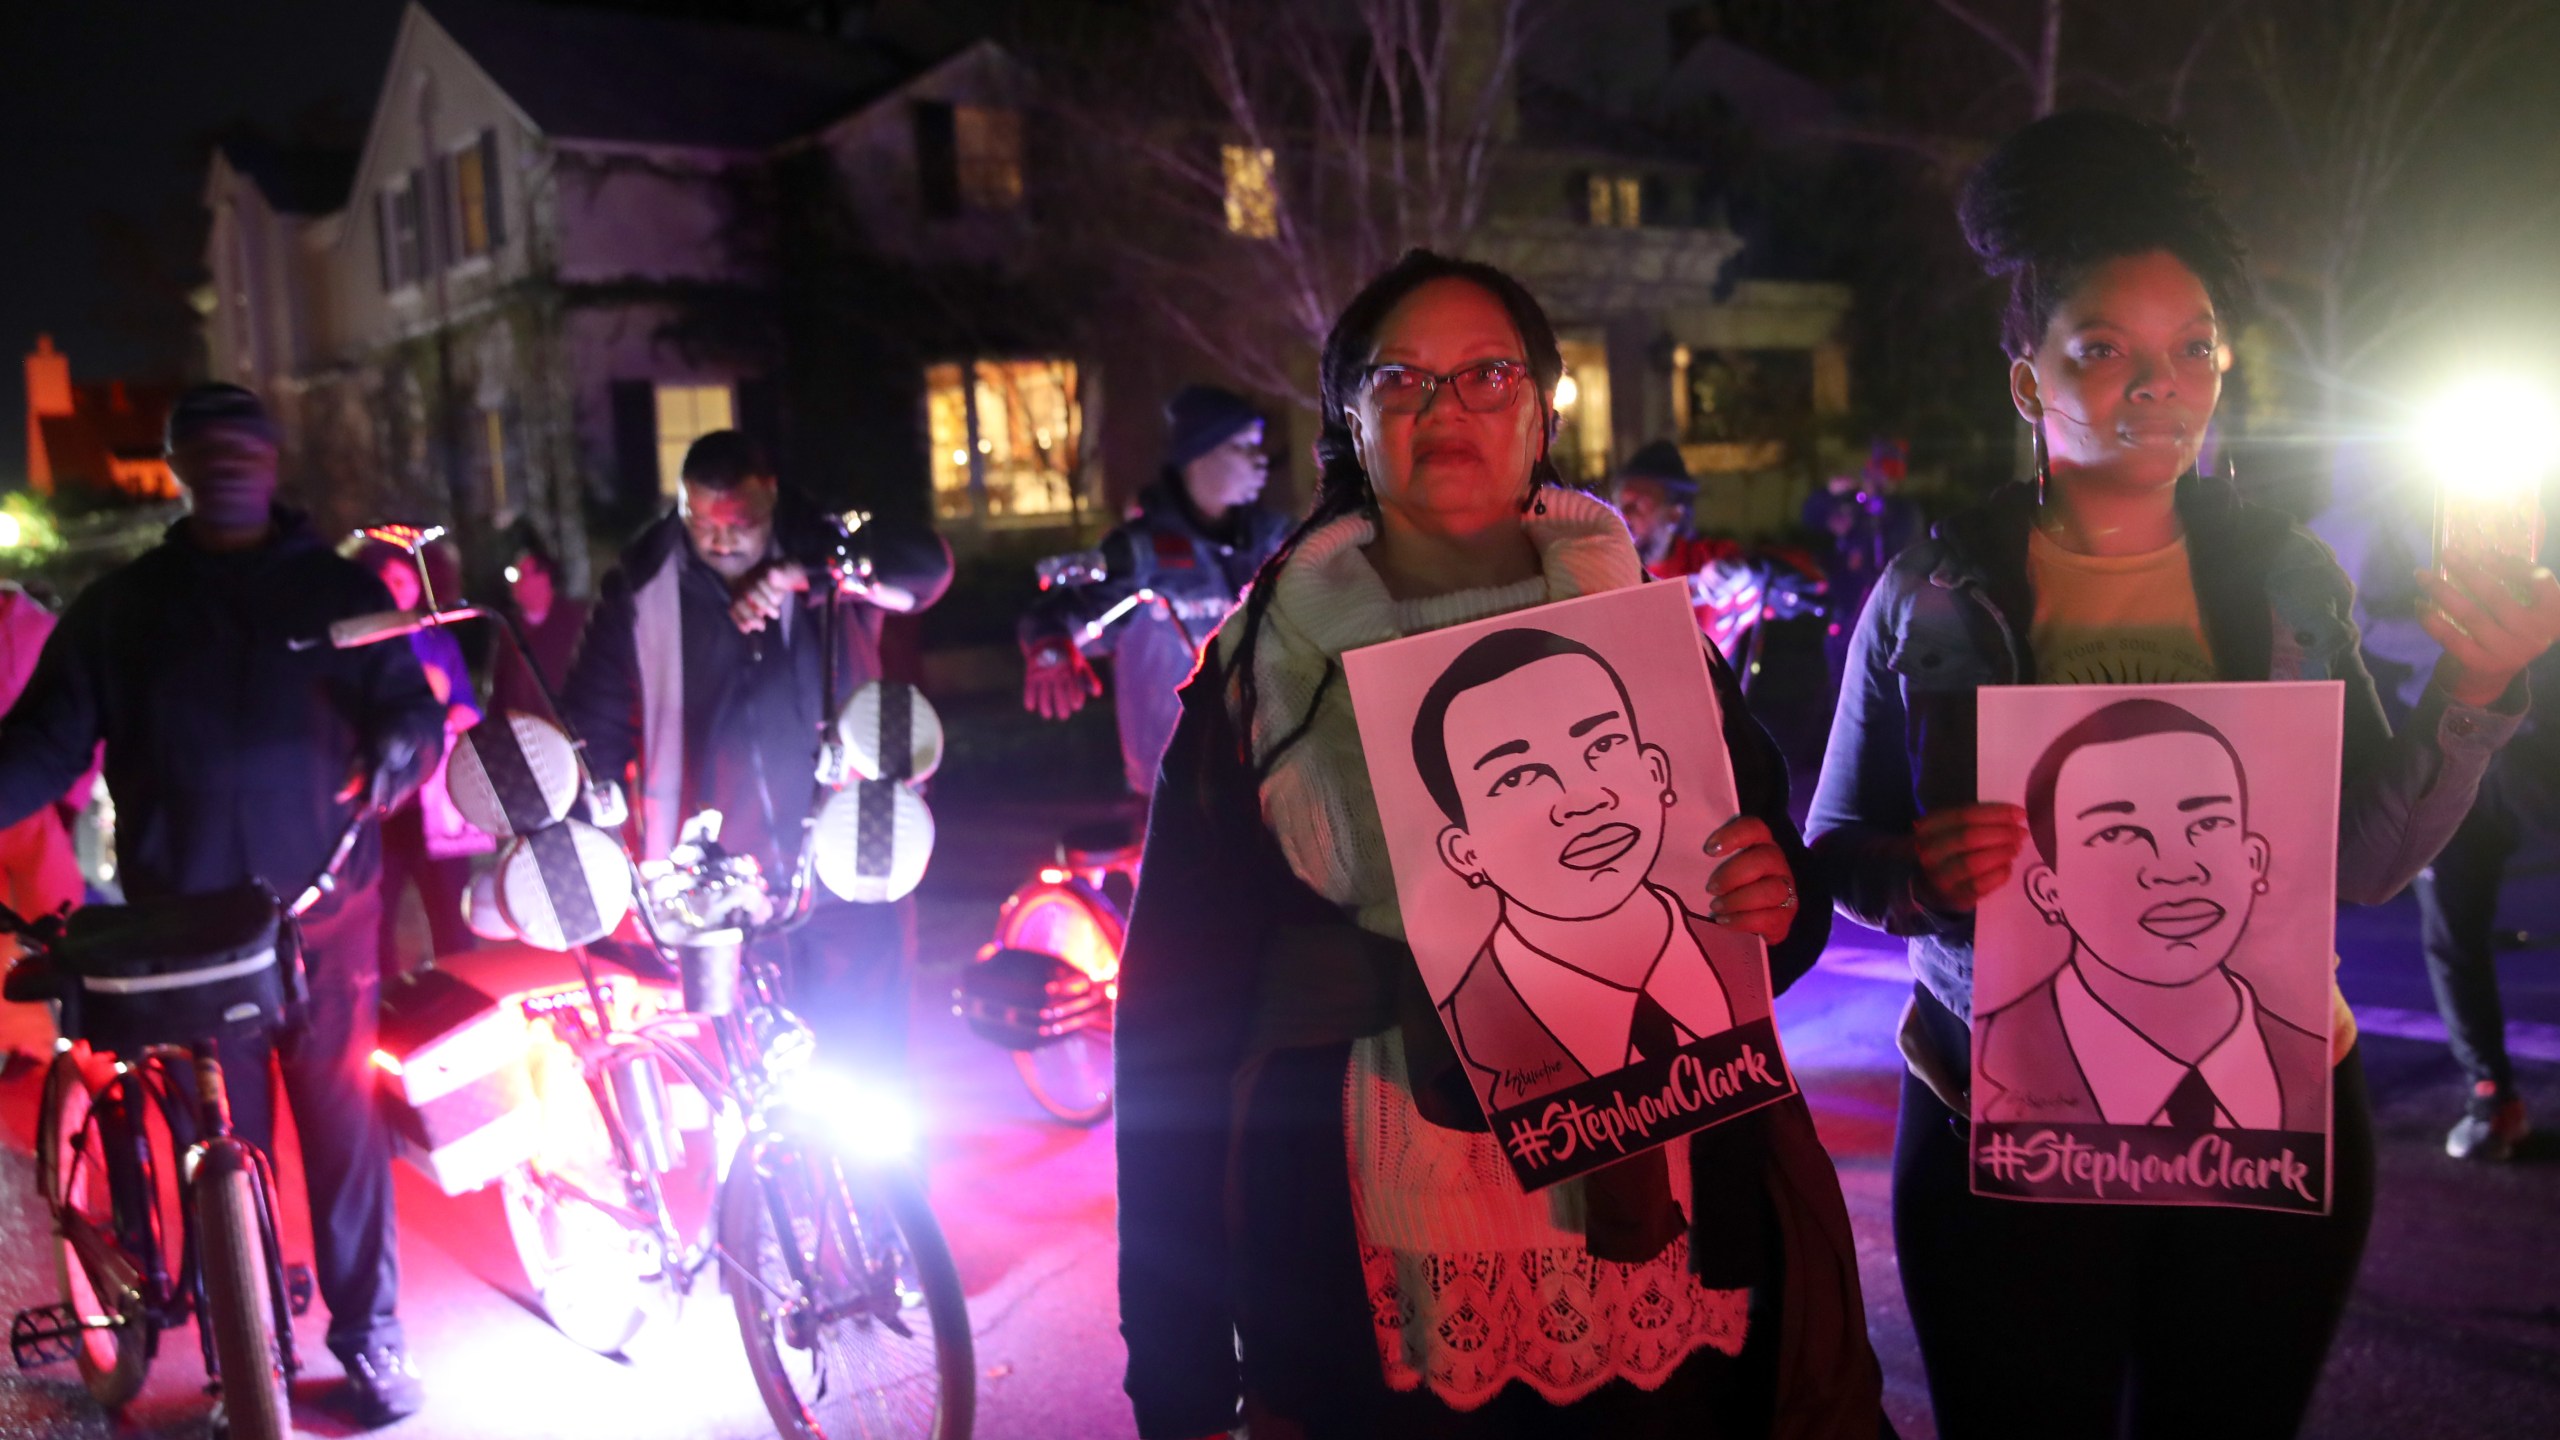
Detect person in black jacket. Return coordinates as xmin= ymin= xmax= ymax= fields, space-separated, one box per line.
xmin=1021 ymin=384 xmax=1289 ymax=796
xmin=559 ymin=430 xmax=952 ymax=1075
xmin=0 ymin=384 xmax=445 ymax=1425
xmin=1809 ymin=113 xmax=2558 ymax=1440
xmin=1114 ymin=252 xmax=1883 ymax=1440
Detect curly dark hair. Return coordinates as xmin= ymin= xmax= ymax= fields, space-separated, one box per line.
xmin=1224 ymin=250 xmax=1568 ymax=772
xmin=1958 ymin=110 xmax=2252 ymax=359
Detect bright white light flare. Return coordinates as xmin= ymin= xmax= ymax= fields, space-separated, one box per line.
xmin=2418 ymin=373 xmax=2560 ymax=498
xmin=775 ymin=1068 xmax=917 ymax=1162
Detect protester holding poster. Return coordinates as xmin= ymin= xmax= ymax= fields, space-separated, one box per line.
xmin=1807 ymin=112 xmax=2560 ymax=1438
xmin=1115 ymin=250 xmax=1883 ymax=1440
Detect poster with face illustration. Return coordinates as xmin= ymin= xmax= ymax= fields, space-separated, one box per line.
xmin=1972 ymin=682 xmax=2343 ymax=1214
xmin=1343 ymin=582 xmax=1796 ymax=1193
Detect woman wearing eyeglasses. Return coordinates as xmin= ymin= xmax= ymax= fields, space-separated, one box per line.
xmin=1113 ymin=250 xmax=1885 ymax=1440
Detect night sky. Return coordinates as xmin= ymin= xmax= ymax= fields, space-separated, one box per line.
xmin=0 ymin=1 xmax=410 ymax=485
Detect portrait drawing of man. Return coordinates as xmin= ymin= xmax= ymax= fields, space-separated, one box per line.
xmin=1977 ymin=698 xmax=2328 ymax=1131
xmin=1414 ymin=627 xmax=1763 ymax=1112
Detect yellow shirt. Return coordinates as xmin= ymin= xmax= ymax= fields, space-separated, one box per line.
xmin=2027 ymin=528 xmax=2217 ymax=685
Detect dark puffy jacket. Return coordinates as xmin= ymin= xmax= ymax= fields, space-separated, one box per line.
xmin=0 ymin=508 xmax=444 ymax=904
xmin=561 ymin=491 xmax=951 ymax=875
xmin=1021 ymin=479 xmax=1289 ymax=793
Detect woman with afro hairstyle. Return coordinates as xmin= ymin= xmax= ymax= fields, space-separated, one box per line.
xmin=1113 ymin=250 xmax=1886 ymax=1439
xmin=1807 ymin=110 xmax=2560 ymax=1437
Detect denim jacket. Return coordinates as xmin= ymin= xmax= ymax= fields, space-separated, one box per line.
xmin=1807 ymin=477 xmax=2525 ymax=1024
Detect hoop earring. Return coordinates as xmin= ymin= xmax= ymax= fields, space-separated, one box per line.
xmin=2032 ymin=421 xmax=2051 ymax=507
xmin=1466 ymin=873 xmax=1487 ymax=888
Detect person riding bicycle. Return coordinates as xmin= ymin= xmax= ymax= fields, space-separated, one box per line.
xmin=560 ymin=429 xmax=951 ymax=1080
xmin=0 ymin=384 xmax=444 ymax=1426
xmin=1020 ymin=385 xmax=1289 ymax=796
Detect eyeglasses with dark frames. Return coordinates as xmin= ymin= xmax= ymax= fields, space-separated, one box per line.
xmin=1358 ymin=359 xmax=1532 ymax=415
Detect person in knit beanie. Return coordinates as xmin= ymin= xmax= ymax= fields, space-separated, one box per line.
xmin=1021 ymin=384 xmax=1291 ymax=797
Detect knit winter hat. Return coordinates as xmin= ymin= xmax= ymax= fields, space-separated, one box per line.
xmin=1614 ymin=439 xmax=1695 ymax=499
xmin=1164 ymin=385 xmax=1262 ymax=471
xmin=163 ymin=383 xmax=279 ymax=452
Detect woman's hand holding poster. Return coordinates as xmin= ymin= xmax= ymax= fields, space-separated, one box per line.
xmin=1343 ymin=582 xmax=1796 ymax=1192
xmin=1971 ymin=682 xmax=2343 ymax=1214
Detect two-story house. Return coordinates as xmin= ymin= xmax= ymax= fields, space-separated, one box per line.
xmin=202 ymin=0 xmax=1051 ymax=587
xmin=204 ymin=0 xmax=1855 ymax=588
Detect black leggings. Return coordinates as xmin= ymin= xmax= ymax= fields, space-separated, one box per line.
xmin=1893 ymin=1046 xmax=2375 ymax=1439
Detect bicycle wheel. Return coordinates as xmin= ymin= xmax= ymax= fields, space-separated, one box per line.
xmin=1010 ymin=1031 xmax=1112 ymax=1127
xmin=193 ymin=1154 xmax=291 ymax=1440
xmin=991 ymin=884 xmax=1119 ymax=1126
xmin=722 ymin=1142 xmax=974 ymax=1440
xmin=39 ymin=1049 xmax=153 ymax=1408
xmin=499 ymin=1021 xmax=656 ymax=1353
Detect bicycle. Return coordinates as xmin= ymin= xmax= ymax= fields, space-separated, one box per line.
xmin=345 ymin=523 xmax=975 ymax=1439
xmin=962 ymin=825 xmax=1127 ymax=1127
xmin=4 ymin=820 xmax=363 ymax=1440
xmin=957 ymin=549 xmax=1193 ymax=1128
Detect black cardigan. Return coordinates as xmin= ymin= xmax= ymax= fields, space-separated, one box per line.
xmin=1114 ymin=624 xmax=1880 ymax=1439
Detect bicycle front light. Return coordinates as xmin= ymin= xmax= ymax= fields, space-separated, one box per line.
xmin=773 ymin=1068 xmax=917 ymax=1163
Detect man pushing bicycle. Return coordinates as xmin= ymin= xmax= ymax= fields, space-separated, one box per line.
xmin=0 ymin=385 xmax=443 ymax=1426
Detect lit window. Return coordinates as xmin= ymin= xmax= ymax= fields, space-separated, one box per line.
xmin=654 ymin=384 xmax=735 ymax=497
xmin=925 ymin=359 xmax=1082 ymax=523
xmin=1554 ymin=336 xmax=1614 ymax=481
xmin=1586 ymin=173 xmax=1643 ymax=228
xmin=955 ymin=105 xmax=1025 ymax=211
xmin=1222 ymin=144 xmax=1278 ymax=239
xmin=485 ymin=407 xmax=509 ymax=510
xmin=454 ymin=142 xmax=493 ymax=259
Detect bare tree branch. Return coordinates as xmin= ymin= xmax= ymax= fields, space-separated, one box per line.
xmin=1042 ymin=0 xmax=1527 ymax=410
xmin=1930 ymin=0 xmax=2039 ymax=86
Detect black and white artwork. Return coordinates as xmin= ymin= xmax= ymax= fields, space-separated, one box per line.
xmin=1344 ymin=582 xmax=1796 ymax=1192
xmin=1972 ymin=682 xmax=2343 ymax=1214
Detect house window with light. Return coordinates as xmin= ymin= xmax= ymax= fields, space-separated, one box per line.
xmin=1222 ymin=144 xmax=1279 ymax=238
xmin=1585 ymin=172 xmax=1643 ymax=228
xmin=915 ymin=102 xmax=1026 ymax=217
xmin=925 ymin=359 xmax=1082 ymax=523
xmin=654 ymin=383 xmax=735 ymax=496
xmin=956 ymin=105 xmax=1025 ymax=210
xmin=449 ymin=130 xmax=504 ymax=260
xmin=1553 ymin=335 xmax=1614 ymax=481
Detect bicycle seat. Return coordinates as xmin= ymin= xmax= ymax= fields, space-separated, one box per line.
xmin=1057 ymin=819 xmax=1141 ymax=869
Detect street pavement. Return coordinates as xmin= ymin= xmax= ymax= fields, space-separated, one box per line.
xmin=0 ymin=795 xmax=2553 ymax=1437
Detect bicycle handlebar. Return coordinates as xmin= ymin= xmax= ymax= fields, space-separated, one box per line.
xmin=328 ymin=603 xmax=491 ymax=649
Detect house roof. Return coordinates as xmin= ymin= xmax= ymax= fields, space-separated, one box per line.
xmin=217 ymin=137 xmax=359 ymax=215
xmin=424 ymin=0 xmax=918 ymax=151
xmin=1660 ymin=37 xmax=1839 ymax=143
